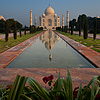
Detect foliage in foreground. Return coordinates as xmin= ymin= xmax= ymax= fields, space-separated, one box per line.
xmin=0 ymin=69 xmax=100 ymax=100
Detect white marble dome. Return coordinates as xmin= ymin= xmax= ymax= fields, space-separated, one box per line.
xmin=45 ymin=6 xmax=54 ymax=16
xmin=0 ymin=15 xmax=6 ymax=21
xmin=42 ymin=14 xmax=45 ymax=17
xmin=54 ymin=14 xmax=57 ymax=17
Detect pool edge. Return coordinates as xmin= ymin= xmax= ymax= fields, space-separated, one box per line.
xmin=54 ymin=31 xmax=100 ymax=68
xmin=0 ymin=31 xmax=45 ymax=68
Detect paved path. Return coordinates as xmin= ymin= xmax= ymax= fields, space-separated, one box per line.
xmin=0 ymin=68 xmax=100 ymax=89
xmin=0 ymin=31 xmax=29 ymax=39
xmin=74 ymin=31 xmax=100 ymax=39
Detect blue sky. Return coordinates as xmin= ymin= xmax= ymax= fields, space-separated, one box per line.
xmin=0 ymin=0 xmax=100 ymax=26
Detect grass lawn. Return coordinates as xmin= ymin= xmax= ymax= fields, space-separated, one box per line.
xmin=0 ymin=33 xmax=4 ymax=34
xmin=0 ymin=31 xmax=43 ymax=53
xmin=56 ymin=31 xmax=100 ymax=53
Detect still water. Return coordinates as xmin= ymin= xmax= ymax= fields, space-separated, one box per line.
xmin=7 ymin=30 xmax=95 ymax=68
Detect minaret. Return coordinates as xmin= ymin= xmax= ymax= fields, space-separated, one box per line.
xmin=67 ymin=10 xmax=69 ymax=28
xmin=62 ymin=14 xmax=64 ymax=27
xmin=39 ymin=15 xmax=41 ymax=26
xmin=35 ymin=14 xmax=37 ymax=26
xmin=30 ymin=10 xmax=33 ymax=26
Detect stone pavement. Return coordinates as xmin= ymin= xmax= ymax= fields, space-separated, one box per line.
xmin=0 ymin=68 xmax=100 ymax=88
xmin=0 ymin=31 xmax=100 ymax=88
xmin=74 ymin=31 xmax=100 ymax=39
xmin=0 ymin=31 xmax=29 ymax=39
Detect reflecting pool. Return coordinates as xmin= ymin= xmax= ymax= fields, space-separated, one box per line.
xmin=7 ymin=30 xmax=95 ymax=68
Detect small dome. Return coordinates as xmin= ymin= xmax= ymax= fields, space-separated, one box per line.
xmin=0 ymin=15 xmax=6 ymax=21
xmin=42 ymin=14 xmax=45 ymax=17
xmin=97 ymin=16 xmax=100 ymax=18
xmin=54 ymin=14 xmax=57 ymax=17
xmin=45 ymin=6 xmax=54 ymax=16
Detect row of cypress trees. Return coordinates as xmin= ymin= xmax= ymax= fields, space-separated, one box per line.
xmin=56 ymin=17 xmax=97 ymax=40
xmin=78 ymin=15 xmax=97 ymax=40
xmin=56 ymin=26 xmax=69 ymax=33
xmin=5 ymin=21 xmax=21 ymax=42
xmin=5 ymin=22 xmax=43 ymax=42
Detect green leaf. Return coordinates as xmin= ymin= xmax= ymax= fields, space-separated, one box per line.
xmin=81 ymin=76 xmax=98 ymax=100
xmin=27 ymin=78 xmax=50 ymax=100
xmin=66 ymin=69 xmax=73 ymax=100
xmin=97 ymin=76 xmax=100 ymax=86
xmin=77 ymin=83 xmax=82 ymax=100
xmin=8 ymin=75 xmax=27 ymax=100
xmin=82 ymin=76 xmax=98 ymax=96
xmin=90 ymin=81 xmax=99 ymax=100
xmin=58 ymin=72 xmax=62 ymax=91
xmin=21 ymin=94 xmax=32 ymax=100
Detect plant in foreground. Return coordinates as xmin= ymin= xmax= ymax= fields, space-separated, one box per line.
xmin=0 ymin=69 xmax=100 ymax=100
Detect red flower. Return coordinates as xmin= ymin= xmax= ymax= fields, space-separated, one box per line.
xmin=73 ymin=87 xmax=79 ymax=99
xmin=48 ymin=75 xmax=54 ymax=80
xmin=8 ymin=86 xmax=12 ymax=90
xmin=56 ymin=96 xmax=59 ymax=100
xmin=74 ymin=86 xmax=79 ymax=91
xmin=95 ymin=94 xmax=100 ymax=100
xmin=73 ymin=91 xmax=78 ymax=99
xmin=43 ymin=77 xmax=49 ymax=84
xmin=53 ymin=82 xmax=55 ymax=86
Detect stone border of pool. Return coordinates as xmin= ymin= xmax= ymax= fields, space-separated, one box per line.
xmin=54 ymin=31 xmax=100 ymax=68
xmin=0 ymin=31 xmax=45 ymax=68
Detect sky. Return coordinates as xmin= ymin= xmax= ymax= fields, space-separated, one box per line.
xmin=0 ymin=0 xmax=100 ymax=26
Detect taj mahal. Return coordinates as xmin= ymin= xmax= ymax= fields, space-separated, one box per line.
xmin=30 ymin=5 xmax=69 ymax=30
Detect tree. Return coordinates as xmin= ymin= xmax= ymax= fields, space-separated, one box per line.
xmin=83 ymin=19 xmax=88 ymax=39
xmin=64 ymin=26 xmax=68 ymax=33
xmin=69 ymin=19 xmax=77 ymax=35
xmin=62 ymin=26 xmax=64 ymax=32
xmin=7 ymin=19 xmax=22 ymax=32
xmin=24 ymin=25 xmax=26 ymax=35
xmin=69 ymin=27 xmax=70 ymax=33
xmin=0 ymin=19 xmax=5 ymax=33
xmin=20 ymin=24 xmax=22 ymax=37
xmin=5 ymin=21 xmax=9 ymax=42
xmin=81 ymin=14 xmax=87 ymax=30
xmin=14 ymin=21 xmax=17 ymax=39
xmin=71 ymin=25 xmax=73 ymax=35
xmin=93 ymin=18 xmax=97 ymax=40
xmin=30 ymin=25 xmax=33 ymax=34
xmin=33 ymin=26 xmax=36 ymax=33
xmin=78 ymin=15 xmax=82 ymax=36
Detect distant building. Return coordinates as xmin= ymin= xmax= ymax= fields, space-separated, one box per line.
xmin=96 ymin=16 xmax=100 ymax=18
xmin=0 ymin=15 xmax=6 ymax=21
xmin=30 ymin=5 xmax=69 ymax=30
xmin=39 ymin=5 xmax=60 ymax=30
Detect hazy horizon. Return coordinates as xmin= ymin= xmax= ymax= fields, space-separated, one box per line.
xmin=0 ymin=0 xmax=100 ymax=26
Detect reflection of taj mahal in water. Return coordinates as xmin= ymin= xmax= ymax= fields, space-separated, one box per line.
xmin=40 ymin=30 xmax=59 ymax=50
xmin=30 ymin=5 xmax=69 ymax=30
xmin=40 ymin=30 xmax=59 ymax=61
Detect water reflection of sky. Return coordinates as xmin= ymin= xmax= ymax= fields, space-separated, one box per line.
xmin=7 ymin=30 xmax=95 ymax=68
